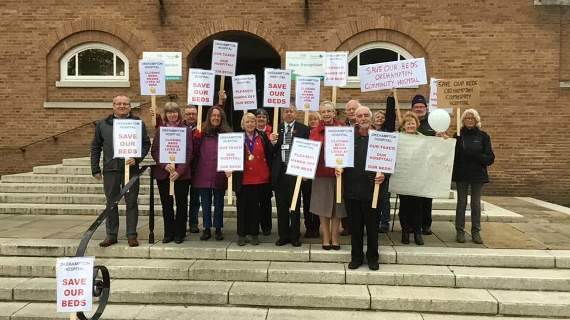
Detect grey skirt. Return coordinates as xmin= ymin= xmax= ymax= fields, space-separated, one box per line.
xmin=310 ymin=176 xmax=347 ymax=218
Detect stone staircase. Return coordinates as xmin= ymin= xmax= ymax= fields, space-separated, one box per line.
xmin=0 ymin=157 xmax=567 ymax=319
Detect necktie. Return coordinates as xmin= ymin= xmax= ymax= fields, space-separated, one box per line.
xmin=284 ymin=124 xmax=293 ymax=164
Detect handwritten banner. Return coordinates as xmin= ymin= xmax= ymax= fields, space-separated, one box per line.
xmin=187 ymin=68 xmax=215 ymax=106
xmin=159 ymin=127 xmax=187 ymax=164
xmin=295 ymin=76 xmax=321 ymax=112
xmin=436 ymin=78 xmax=480 ymax=108
xmin=56 ymin=257 xmax=94 ymax=312
xmin=217 ymin=133 xmax=244 ymax=172
xmin=365 ymin=131 xmax=399 ymax=174
xmin=359 ymin=58 xmax=427 ymax=92
xmin=324 ymin=52 xmax=348 ymax=87
xmin=324 ymin=126 xmax=354 ymax=168
xmin=286 ymin=138 xmax=321 ymax=179
xmin=232 ymin=75 xmax=257 ymax=111
xmin=263 ymin=68 xmax=291 ymax=108
xmin=211 ymin=40 xmax=238 ymax=77
xmin=139 ymin=60 xmax=166 ymax=95
xmin=113 ymin=119 xmax=142 ymax=158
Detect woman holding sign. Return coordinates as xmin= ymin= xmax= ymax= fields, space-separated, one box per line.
xmin=232 ymin=113 xmax=273 ymax=246
xmin=193 ymin=106 xmax=232 ymax=241
xmin=151 ymin=102 xmax=193 ymax=244
xmin=310 ymin=101 xmax=347 ymax=250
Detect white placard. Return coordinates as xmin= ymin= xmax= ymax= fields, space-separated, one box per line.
xmin=113 ymin=119 xmax=142 ymax=158
xmin=324 ymin=52 xmax=348 ymax=87
xmin=211 ymin=40 xmax=238 ymax=77
xmin=324 ymin=126 xmax=354 ymax=168
xmin=286 ymin=51 xmax=326 ymax=79
xmin=389 ymin=134 xmax=456 ymax=198
xmin=142 ymin=52 xmax=182 ymax=80
xmin=159 ymin=127 xmax=187 ymax=164
xmin=359 ymin=57 xmax=427 ymax=92
xmin=139 ymin=60 xmax=166 ymax=96
xmin=188 ymin=68 xmax=215 ymax=106
xmin=286 ymin=138 xmax=321 ymax=179
xmin=217 ymin=133 xmax=245 ymax=172
xmin=428 ymin=77 xmax=452 ymax=114
xmin=263 ymin=68 xmax=291 ymax=108
xmin=365 ymin=131 xmax=399 ymax=174
xmin=295 ymin=76 xmax=321 ymax=112
xmin=232 ymin=75 xmax=257 ymax=111
xmin=56 ymin=256 xmax=94 ymax=313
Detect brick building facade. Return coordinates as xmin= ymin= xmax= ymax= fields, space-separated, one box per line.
xmin=0 ymin=0 xmax=569 ymax=205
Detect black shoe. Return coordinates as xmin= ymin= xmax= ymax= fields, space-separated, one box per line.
xmin=189 ymin=225 xmax=200 ymax=234
xmin=200 ymin=229 xmax=211 ymax=241
xmin=99 ymin=238 xmax=117 ymax=248
xmin=322 ymin=244 xmax=332 ymax=250
xmin=162 ymin=236 xmax=174 ymax=244
xmin=250 ymin=235 xmax=260 ymax=245
xmin=401 ymin=232 xmax=410 ymax=244
xmin=348 ymin=259 xmax=363 ymax=269
xmin=214 ymin=229 xmax=224 ymax=241
xmin=368 ymin=260 xmax=379 ymax=270
xmin=379 ymin=224 xmax=390 ymax=233
xmin=422 ymin=226 xmax=432 ymax=235
xmin=331 ymin=244 xmax=341 ymax=250
xmin=262 ymin=230 xmax=271 ymax=236
xmin=291 ymin=239 xmax=302 ymax=247
xmin=275 ymin=238 xmax=289 ymax=246
xmin=414 ymin=232 xmax=424 ymax=245
xmin=174 ymin=237 xmax=184 ymax=244
xmin=237 ymin=236 xmax=247 ymax=246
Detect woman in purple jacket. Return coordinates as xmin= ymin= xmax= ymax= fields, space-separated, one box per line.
xmin=151 ymin=102 xmax=193 ymax=244
xmin=193 ymin=106 xmax=232 ymax=241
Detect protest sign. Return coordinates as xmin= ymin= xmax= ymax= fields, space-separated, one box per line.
xmin=325 ymin=127 xmax=354 ymax=168
xmin=139 ymin=60 xmax=166 ymax=96
xmin=365 ymin=131 xmax=399 ymax=208
xmin=56 ymin=256 xmax=94 ymax=313
xmin=428 ymin=78 xmax=452 ymax=113
xmin=286 ymin=138 xmax=322 ymax=211
xmin=142 ymin=52 xmax=182 ymax=80
xmin=187 ymin=69 xmax=215 ymax=106
xmin=285 ymin=51 xmax=325 ymax=79
xmin=435 ymin=78 xmax=480 ymax=108
xmin=217 ymin=133 xmax=244 ymax=205
xmin=324 ymin=52 xmax=348 ymax=87
xmin=295 ymin=76 xmax=321 ymax=121
xmin=359 ymin=58 xmax=427 ymax=92
xmin=211 ymin=40 xmax=238 ymax=77
xmin=113 ymin=119 xmax=142 ymax=185
xmin=389 ymin=134 xmax=456 ymax=199
xmin=232 ymin=75 xmax=257 ymax=111
xmin=159 ymin=127 xmax=187 ymax=164
xmin=264 ymin=68 xmax=292 ymax=133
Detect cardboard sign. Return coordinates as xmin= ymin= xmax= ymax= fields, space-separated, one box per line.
xmin=263 ymin=68 xmax=291 ymax=108
xmin=286 ymin=138 xmax=321 ymax=179
xmin=56 ymin=256 xmax=94 ymax=313
xmin=211 ymin=40 xmax=238 ymax=77
xmin=285 ymin=51 xmax=325 ymax=79
xmin=428 ymin=78 xmax=451 ymax=113
xmin=139 ymin=60 xmax=166 ymax=95
xmin=436 ymin=78 xmax=480 ymax=107
xmin=295 ymin=76 xmax=321 ymax=112
xmin=324 ymin=126 xmax=354 ymax=168
xmin=389 ymin=134 xmax=456 ymax=198
xmin=324 ymin=52 xmax=348 ymax=87
xmin=217 ymin=133 xmax=244 ymax=172
xmin=359 ymin=58 xmax=427 ymax=92
xmin=159 ymin=127 xmax=187 ymax=164
xmin=113 ymin=119 xmax=142 ymax=158
xmin=188 ymin=69 xmax=215 ymax=106
xmin=365 ymin=131 xmax=399 ymax=174
xmin=232 ymin=75 xmax=257 ymax=111
xmin=142 ymin=52 xmax=182 ymax=80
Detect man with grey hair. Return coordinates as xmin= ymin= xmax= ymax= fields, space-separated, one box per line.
xmin=341 ymin=99 xmax=360 ymax=236
xmin=91 ymin=95 xmax=151 ymax=247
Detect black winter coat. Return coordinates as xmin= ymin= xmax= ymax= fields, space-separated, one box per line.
xmin=452 ymin=127 xmax=495 ymax=183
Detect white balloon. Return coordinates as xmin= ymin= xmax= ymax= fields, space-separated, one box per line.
xmin=428 ymin=109 xmax=451 ymax=132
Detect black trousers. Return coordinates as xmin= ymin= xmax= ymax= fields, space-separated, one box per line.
xmin=237 ymin=184 xmax=271 ymax=237
xmin=301 ymin=179 xmax=320 ymax=233
xmin=258 ymin=185 xmax=273 ymax=233
xmin=399 ymin=195 xmax=423 ymax=233
xmin=346 ymin=199 xmax=379 ymax=263
xmin=157 ymin=179 xmax=190 ymax=240
xmin=274 ymin=171 xmax=301 ymax=241
xmin=421 ymin=197 xmax=433 ymax=230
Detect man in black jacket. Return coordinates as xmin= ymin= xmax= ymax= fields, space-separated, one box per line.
xmin=91 ymin=95 xmax=151 ymax=247
xmin=270 ymin=105 xmax=310 ymax=247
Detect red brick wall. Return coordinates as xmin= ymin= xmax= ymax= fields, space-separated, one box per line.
xmin=0 ymin=0 xmax=569 ymax=205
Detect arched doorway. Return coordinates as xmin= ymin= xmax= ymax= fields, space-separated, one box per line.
xmin=188 ymin=31 xmax=281 ymax=130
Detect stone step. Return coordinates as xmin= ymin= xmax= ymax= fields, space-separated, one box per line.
xmin=0 ymin=238 xmax=568 ymax=269
xmin=1 ymin=277 xmax=570 ymax=317
xmin=62 ymin=157 xmax=156 ymax=167
xmin=1 ymin=256 xmax=569 ymax=291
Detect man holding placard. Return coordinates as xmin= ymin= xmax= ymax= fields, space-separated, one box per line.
xmin=91 ymin=95 xmax=150 ymax=247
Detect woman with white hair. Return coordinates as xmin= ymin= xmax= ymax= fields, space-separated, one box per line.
xmin=452 ymin=109 xmax=495 ymax=244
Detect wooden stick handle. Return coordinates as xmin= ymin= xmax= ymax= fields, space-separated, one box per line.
xmin=124 ymin=160 xmax=130 ymax=186
xmin=456 ymin=107 xmax=461 ymax=136
xmin=169 ymin=163 xmax=175 ymax=196
xmin=220 ymin=75 xmax=225 ymax=92
xmin=336 ymin=169 xmax=342 ymax=204
xmin=304 ymin=110 xmax=309 ymax=125
xmin=227 ymin=174 xmax=233 ymax=205
xmin=273 ymin=107 xmax=279 ymax=134
xmin=151 ymin=96 xmax=157 ymax=127
xmin=197 ymin=105 xmax=203 ymax=132
xmin=332 ymin=86 xmax=338 ymax=105
xmin=289 ymin=176 xmax=303 ymax=212
xmin=371 ymin=172 xmax=381 ymax=209
xmin=393 ymin=88 xmax=402 ymax=127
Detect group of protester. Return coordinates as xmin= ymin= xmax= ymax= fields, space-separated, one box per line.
xmin=90 ymin=91 xmax=494 ymax=271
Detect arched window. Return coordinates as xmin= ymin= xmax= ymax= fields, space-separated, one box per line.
xmin=57 ymin=43 xmax=129 ymax=87
xmin=346 ymin=42 xmax=414 ymax=87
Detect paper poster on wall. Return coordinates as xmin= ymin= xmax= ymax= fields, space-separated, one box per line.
xmin=286 ymin=138 xmax=321 ymax=179
xmin=211 ymin=40 xmax=238 ymax=77
xmin=217 ymin=133 xmax=245 ymax=172
xmin=139 ymin=60 xmax=166 ymax=95
xmin=365 ymin=131 xmax=399 ymax=174
xmin=232 ymin=75 xmax=257 ymax=111
xmin=295 ymin=76 xmax=321 ymax=112
xmin=324 ymin=126 xmax=354 ymax=168
xmin=187 ymin=68 xmax=215 ymax=106
xmin=285 ymin=51 xmax=325 ymax=79
xmin=56 ymin=256 xmax=94 ymax=313
xmin=142 ymin=52 xmax=182 ymax=80
xmin=324 ymin=52 xmax=348 ymax=87
xmin=159 ymin=127 xmax=187 ymax=164
xmin=113 ymin=119 xmax=142 ymax=158
xmin=359 ymin=58 xmax=427 ymax=92
xmin=263 ymin=68 xmax=291 ymax=108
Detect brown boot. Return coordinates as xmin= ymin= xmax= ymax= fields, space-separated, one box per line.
xmin=127 ymin=236 xmax=139 ymax=247
xmin=99 ymin=238 xmax=117 ymax=248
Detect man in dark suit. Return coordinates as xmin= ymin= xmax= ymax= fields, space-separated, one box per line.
xmin=270 ymin=105 xmax=310 ymax=247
